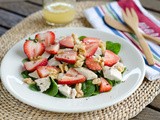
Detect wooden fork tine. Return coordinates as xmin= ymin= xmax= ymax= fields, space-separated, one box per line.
xmin=131 ymin=8 xmax=138 ymax=20
xmin=122 ymin=9 xmax=127 ymax=19
xmin=126 ymin=8 xmax=131 ymax=17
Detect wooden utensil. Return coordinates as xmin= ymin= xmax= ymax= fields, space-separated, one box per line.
xmin=122 ymin=8 xmax=154 ymax=65
xmin=104 ymin=13 xmax=160 ymax=45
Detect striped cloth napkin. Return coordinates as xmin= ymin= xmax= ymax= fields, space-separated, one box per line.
xmin=84 ymin=0 xmax=160 ymax=81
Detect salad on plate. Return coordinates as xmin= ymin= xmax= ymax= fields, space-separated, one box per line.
xmin=21 ymin=31 xmax=126 ymax=99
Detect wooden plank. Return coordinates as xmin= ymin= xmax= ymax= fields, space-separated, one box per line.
xmin=148 ymin=10 xmax=160 ymax=18
xmin=0 ymin=1 xmax=41 ymax=16
xmin=0 ymin=9 xmax=23 ymax=28
xmin=27 ymin=0 xmax=43 ymax=5
xmin=132 ymin=107 xmax=160 ymax=120
xmin=0 ymin=27 xmax=7 ymax=36
xmin=149 ymin=94 xmax=160 ymax=111
xmin=140 ymin=0 xmax=160 ymax=12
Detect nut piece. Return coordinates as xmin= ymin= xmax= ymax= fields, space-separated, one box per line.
xmin=73 ymin=43 xmax=86 ymax=56
xmin=74 ymin=54 xmax=85 ymax=67
xmin=72 ymin=33 xmax=81 ymax=45
xmin=23 ymin=78 xmax=35 ymax=84
xmin=92 ymin=78 xmax=101 ymax=86
xmin=99 ymin=41 xmax=106 ymax=54
xmin=75 ymin=83 xmax=84 ymax=98
xmin=59 ymin=63 xmax=68 ymax=73
xmin=93 ymin=55 xmax=104 ymax=67
xmin=76 ymin=91 xmax=84 ymax=98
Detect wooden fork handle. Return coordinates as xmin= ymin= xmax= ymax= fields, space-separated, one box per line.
xmin=142 ymin=34 xmax=160 ymax=45
xmin=134 ymin=30 xmax=155 ymax=65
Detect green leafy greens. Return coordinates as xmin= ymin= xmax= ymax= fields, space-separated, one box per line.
xmin=106 ymin=41 xmax=121 ymax=54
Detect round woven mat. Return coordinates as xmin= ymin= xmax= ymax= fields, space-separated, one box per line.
xmin=0 ymin=1 xmax=160 ymax=120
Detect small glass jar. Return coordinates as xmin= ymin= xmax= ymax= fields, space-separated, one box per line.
xmin=43 ymin=0 xmax=76 ymax=25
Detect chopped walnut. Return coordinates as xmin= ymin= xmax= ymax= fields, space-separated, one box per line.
xmin=75 ymin=83 xmax=84 ymax=98
xmin=99 ymin=41 xmax=106 ymax=54
xmin=92 ymin=78 xmax=101 ymax=86
xmin=58 ymin=63 xmax=69 ymax=73
xmin=23 ymin=78 xmax=35 ymax=84
xmin=93 ymin=55 xmax=105 ymax=67
xmin=72 ymin=33 xmax=81 ymax=45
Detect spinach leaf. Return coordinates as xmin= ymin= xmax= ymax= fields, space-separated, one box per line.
xmin=44 ymin=78 xmax=58 ymax=96
xmin=106 ymin=41 xmax=121 ymax=54
xmin=55 ymin=92 xmax=67 ymax=98
xmin=122 ymin=67 xmax=127 ymax=74
xmin=29 ymin=83 xmax=40 ymax=91
xmin=107 ymin=79 xmax=121 ymax=87
xmin=82 ymin=81 xmax=95 ymax=97
xmin=95 ymin=71 xmax=103 ymax=78
xmin=92 ymin=85 xmax=100 ymax=96
xmin=79 ymin=36 xmax=86 ymax=41
xmin=21 ymin=70 xmax=30 ymax=79
xmin=21 ymin=70 xmax=36 ymax=80
xmin=22 ymin=58 xmax=29 ymax=63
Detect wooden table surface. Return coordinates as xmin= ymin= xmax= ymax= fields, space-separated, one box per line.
xmin=0 ymin=0 xmax=159 ymax=119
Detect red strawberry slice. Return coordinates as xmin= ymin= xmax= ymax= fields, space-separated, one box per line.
xmin=23 ymin=40 xmax=45 ymax=60
xmin=58 ymin=68 xmax=86 ymax=85
xmin=100 ymin=77 xmax=112 ymax=93
xmin=45 ymin=43 xmax=60 ymax=54
xmin=104 ymin=50 xmax=120 ymax=67
xmin=55 ymin=49 xmax=77 ymax=64
xmin=83 ymin=37 xmax=101 ymax=45
xmin=37 ymin=66 xmax=60 ymax=78
xmin=59 ymin=36 xmax=74 ymax=48
xmin=24 ymin=58 xmax=48 ymax=72
xmin=85 ymin=57 xmax=102 ymax=71
xmin=35 ymin=31 xmax=55 ymax=46
xmin=85 ymin=43 xmax=99 ymax=58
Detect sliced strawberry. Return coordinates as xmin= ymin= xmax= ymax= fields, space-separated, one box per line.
xmin=45 ymin=43 xmax=60 ymax=54
xmin=85 ymin=43 xmax=99 ymax=58
xmin=55 ymin=49 xmax=77 ymax=64
xmin=35 ymin=31 xmax=55 ymax=46
xmin=104 ymin=50 xmax=120 ymax=67
xmin=24 ymin=58 xmax=48 ymax=72
xmin=85 ymin=57 xmax=102 ymax=71
xmin=83 ymin=37 xmax=101 ymax=45
xmin=23 ymin=40 xmax=45 ymax=60
xmin=37 ymin=66 xmax=60 ymax=78
xmin=59 ymin=36 xmax=74 ymax=48
xmin=100 ymin=77 xmax=112 ymax=93
xmin=58 ymin=68 xmax=86 ymax=85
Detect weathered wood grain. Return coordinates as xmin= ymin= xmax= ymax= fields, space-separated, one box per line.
xmin=0 ymin=9 xmax=23 ymax=28
xmin=0 ymin=1 xmax=41 ymax=16
xmin=132 ymin=107 xmax=160 ymax=120
xmin=149 ymin=94 xmax=160 ymax=111
xmin=140 ymin=0 xmax=160 ymax=12
xmin=27 ymin=0 xmax=43 ymax=5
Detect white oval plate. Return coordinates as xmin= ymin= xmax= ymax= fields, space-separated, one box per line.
xmin=1 ymin=28 xmax=145 ymax=113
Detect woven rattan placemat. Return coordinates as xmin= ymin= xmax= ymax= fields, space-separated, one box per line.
xmin=0 ymin=1 xmax=160 ymax=120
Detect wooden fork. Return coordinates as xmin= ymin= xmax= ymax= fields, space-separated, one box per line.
xmin=122 ymin=8 xmax=155 ymax=65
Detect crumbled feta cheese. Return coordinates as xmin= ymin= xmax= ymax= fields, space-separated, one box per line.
xmin=57 ymin=73 xmax=64 ymax=80
xmin=103 ymin=66 xmax=123 ymax=81
xmin=48 ymin=57 xmax=60 ymax=66
xmin=71 ymin=88 xmax=77 ymax=99
xmin=35 ymin=77 xmax=51 ymax=92
xmin=94 ymin=47 xmax=102 ymax=56
xmin=75 ymin=67 xmax=98 ymax=80
xmin=28 ymin=71 xmax=40 ymax=78
xmin=58 ymin=85 xmax=72 ymax=98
